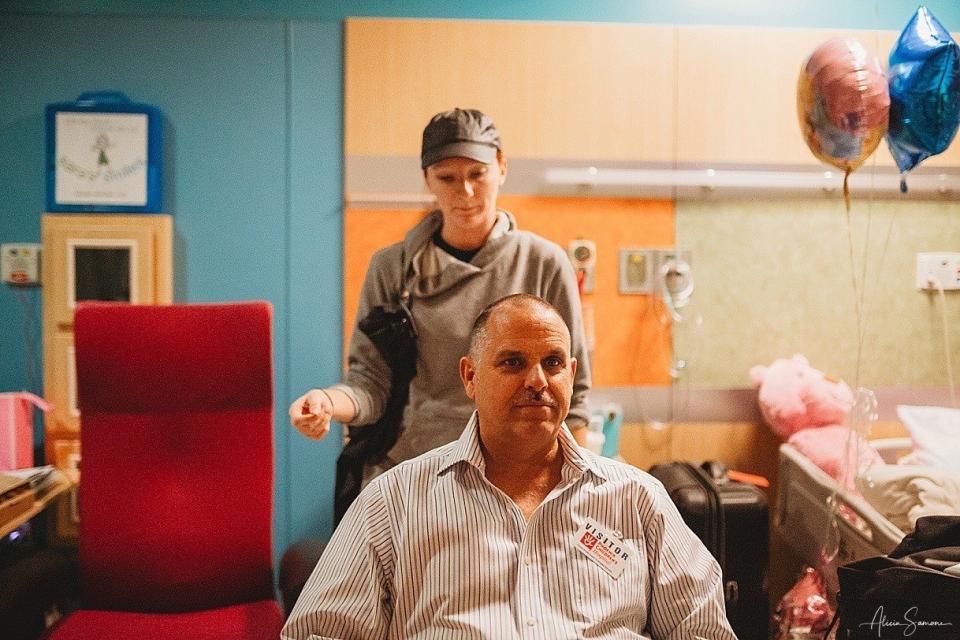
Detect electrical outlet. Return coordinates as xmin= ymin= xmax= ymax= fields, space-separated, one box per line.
xmin=916 ymin=252 xmax=960 ymax=291
xmin=1 ymin=243 xmax=41 ymax=285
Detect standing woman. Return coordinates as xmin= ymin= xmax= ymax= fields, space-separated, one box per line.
xmin=290 ymin=108 xmax=591 ymax=475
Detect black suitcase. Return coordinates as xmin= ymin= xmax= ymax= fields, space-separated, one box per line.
xmin=648 ymin=460 xmax=769 ymax=640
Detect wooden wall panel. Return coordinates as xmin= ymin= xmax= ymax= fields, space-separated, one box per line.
xmin=619 ymin=421 xmax=779 ymax=481
xmin=676 ymin=26 xmax=882 ymax=166
xmin=343 ymin=196 xmax=675 ymax=386
xmin=345 ymin=18 xmax=676 ymax=162
xmin=617 ymin=421 xmax=674 ymax=471
xmin=347 ymin=19 xmax=960 ymax=169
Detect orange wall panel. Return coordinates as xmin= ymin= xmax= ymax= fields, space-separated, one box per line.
xmin=500 ymin=196 xmax=675 ymax=386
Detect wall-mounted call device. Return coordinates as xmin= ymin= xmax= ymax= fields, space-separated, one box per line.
xmin=568 ymin=239 xmax=597 ymax=294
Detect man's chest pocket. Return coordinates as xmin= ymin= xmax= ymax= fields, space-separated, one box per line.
xmin=569 ymin=536 xmax=648 ymax=623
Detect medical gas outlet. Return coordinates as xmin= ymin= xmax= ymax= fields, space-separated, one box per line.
xmin=916 ymin=252 xmax=960 ymax=291
xmin=618 ymin=249 xmax=693 ymax=297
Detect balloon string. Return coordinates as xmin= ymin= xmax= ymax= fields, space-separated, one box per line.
xmin=843 ymin=187 xmax=864 ymax=390
xmin=859 ymin=168 xmax=874 ymax=360
xmin=843 ymin=169 xmax=851 ymax=212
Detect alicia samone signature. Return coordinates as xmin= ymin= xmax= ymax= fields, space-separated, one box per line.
xmin=858 ymin=606 xmax=953 ymax=637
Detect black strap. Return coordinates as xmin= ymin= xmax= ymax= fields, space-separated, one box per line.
xmin=333 ymin=248 xmax=415 ymax=526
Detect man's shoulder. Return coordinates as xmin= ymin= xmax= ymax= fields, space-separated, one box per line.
xmin=371 ymin=440 xmax=461 ymax=487
xmin=579 ymin=449 xmax=668 ymax=496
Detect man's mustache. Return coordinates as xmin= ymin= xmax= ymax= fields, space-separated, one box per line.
xmin=513 ymin=389 xmax=558 ymax=406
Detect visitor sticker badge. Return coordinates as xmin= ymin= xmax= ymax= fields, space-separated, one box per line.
xmin=574 ymin=517 xmax=630 ymax=579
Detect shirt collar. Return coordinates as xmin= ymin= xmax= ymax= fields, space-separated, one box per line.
xmin=439 ymin=411 xmax=487 ymax=474
xmin=557 ymin=420 xmax=608 ymax=481
xmin=439 ymin=411 xmax=608 ymax=482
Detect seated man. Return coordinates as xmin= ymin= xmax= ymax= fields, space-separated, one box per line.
xmin=282 ymin=293 xmax=735 ymax=640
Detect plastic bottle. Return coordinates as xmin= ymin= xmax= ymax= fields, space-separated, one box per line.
xmin=585 ymin=414 xmax=605 ymax=455
xmin=600 ymin=403 xmax=624 ymax=458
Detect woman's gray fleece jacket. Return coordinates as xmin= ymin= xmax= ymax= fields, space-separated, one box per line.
xmin=333 ymin=210 xmax=592 ymax=464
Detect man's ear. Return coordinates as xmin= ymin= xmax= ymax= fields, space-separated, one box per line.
xmin=460 ymin=355 xmax=477 ymax=400
xmin=570 ymin=356 xmax=577 ymax=380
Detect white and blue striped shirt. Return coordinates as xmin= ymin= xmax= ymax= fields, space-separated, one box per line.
xmin=283 ymin=413 xmax=736 ymax=640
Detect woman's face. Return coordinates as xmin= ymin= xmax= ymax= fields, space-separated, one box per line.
xmin=424 ymin=156 xmax=506 ymax=235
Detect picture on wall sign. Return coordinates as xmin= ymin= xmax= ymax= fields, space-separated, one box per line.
xmin=45 ymin=91 xmax=163 ymax=213
xmin=55 ymin=112 xmax=147 ymax=205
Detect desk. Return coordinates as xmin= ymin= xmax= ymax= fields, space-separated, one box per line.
xmin=0 ymin=474 xmax=73 ymax=539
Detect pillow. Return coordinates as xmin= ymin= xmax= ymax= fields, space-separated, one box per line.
xmin=788 ymin=426 xmax=884 ymax=491
xmin=896 ymin=405 xmax=960 ymax=471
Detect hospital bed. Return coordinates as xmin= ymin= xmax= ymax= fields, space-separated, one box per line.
xmin=775 ymin=437 xmax=912 ymax=597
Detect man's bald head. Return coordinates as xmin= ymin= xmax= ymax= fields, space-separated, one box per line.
xmin=467 ymin=294 xmax=570 ymax=361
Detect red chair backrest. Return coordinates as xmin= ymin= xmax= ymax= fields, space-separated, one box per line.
xmin=74 ymin=302 xmax=275 ymax=613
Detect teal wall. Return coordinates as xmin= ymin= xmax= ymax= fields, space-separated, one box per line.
xmin=6 ymin=0 xmax=960 ymax=29
xmin=3 ymin=0 xmax=960 ymax=561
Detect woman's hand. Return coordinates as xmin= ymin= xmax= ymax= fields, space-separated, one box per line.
xmin=289 ymin=389 xmax=334 ymax=440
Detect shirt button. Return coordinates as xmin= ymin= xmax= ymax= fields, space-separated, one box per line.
xmin=527 ymin=618 xmax=536 ymax=627
xmin=524 ymin=556 xmax=533 ymax=566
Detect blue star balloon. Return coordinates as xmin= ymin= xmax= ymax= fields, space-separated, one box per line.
xmin=887 ymin=7 xmax=960 ymax=191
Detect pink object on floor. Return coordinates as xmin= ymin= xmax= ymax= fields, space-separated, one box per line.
xmin=772 ymin=566 xmax=835 ymax=640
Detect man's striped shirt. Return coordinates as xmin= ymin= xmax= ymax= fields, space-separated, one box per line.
xmin=283 ymin=413 xmax=736 ymax=640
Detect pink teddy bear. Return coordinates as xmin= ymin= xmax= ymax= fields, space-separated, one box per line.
xmin=749 ymin=354 xmax=855 ymax=440
xmin=751 ymin=355 xmax=883 ymax=490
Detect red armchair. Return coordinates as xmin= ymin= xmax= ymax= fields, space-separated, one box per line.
xmin=47 ymin=302 xmax=284 ymax=640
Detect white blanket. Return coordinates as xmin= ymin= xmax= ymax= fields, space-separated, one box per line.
xmin=856 ymin=464 xmax=960 ymax=532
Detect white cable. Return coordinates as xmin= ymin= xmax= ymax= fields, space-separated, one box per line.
xmin=932 ymin=277 xmax=958 ymax=408
xmin=657 ymin=257 xmax=694 ymax=422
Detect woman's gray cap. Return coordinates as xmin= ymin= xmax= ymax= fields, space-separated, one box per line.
xmin=421 ymin=108 xmax=501 ymax=169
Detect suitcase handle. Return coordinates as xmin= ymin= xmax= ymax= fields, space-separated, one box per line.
xmin=700 ymin=460 xmax=728 ymax=482
xmin=727 ymin=469 xmax=770 ymax=488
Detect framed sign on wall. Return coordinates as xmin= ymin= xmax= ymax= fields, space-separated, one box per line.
xmin=45 ymin=91 xmax=163 ymax=213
